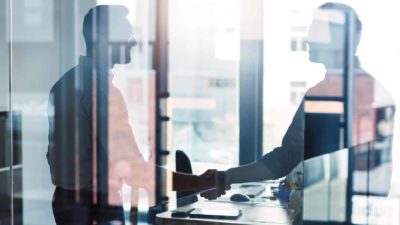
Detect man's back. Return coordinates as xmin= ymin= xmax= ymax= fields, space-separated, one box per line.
xmin=47 ymin=58 xmax=94 ymax=190
xmin=306 ymin=70 xmax=395 ymax=146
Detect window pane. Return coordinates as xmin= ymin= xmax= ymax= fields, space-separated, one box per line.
xmin=263 ymin=1 xmax=400 ymax=224
xmin=8 ymin=1 xmax=156 ymax=224
xmin=0 ymin=1 xmax=12 ymax=224
xmin=169 ymin=0 xmax=240 ymax=172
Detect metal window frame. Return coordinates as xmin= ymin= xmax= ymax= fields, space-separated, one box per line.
xmin=239 ymin=40 xmax=264 ymax=165
xmin=344 ymin=10 xmax=356 ymax=225
xmin=153 ymin=0 xmax=170 ymax=206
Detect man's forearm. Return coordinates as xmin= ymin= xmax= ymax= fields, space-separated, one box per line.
xmin=129 ymin=159 xmax=216 ymax=193
xmin=226 ymin=160 xmax=274 ymax=184
xmin=172 ymin=172 xmax=204 ymax=191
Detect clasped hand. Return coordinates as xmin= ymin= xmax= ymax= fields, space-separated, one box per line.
xmin=198 ymin=169 xmax=231 ymax=200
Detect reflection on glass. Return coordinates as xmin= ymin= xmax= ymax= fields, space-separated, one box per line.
xmin=264 ymin=1 xmax=396 ymax=224
xmin=47 ymin=5 xmax=142 ymax=224
xmin=0 ymin=0 xmax=399 ymax=224
xmin=46 ymin=4 xmax=228 ymax=224
xmin=302 ymin=2 xmax=394 ymax=224
xmin=169 ymin=0 xmax=240 ymax=170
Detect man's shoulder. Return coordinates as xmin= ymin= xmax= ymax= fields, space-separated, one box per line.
xmin=372 ymin=77 xmax=396 ymax=108
xmin=50 ymin=66 xmax=82 ymax=95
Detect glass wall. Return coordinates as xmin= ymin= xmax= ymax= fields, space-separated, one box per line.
xmin=0 ymin=1 xmax=12 ymax=224
xmin=1 ymin=0 xmax=400 ymax=224
xmin=263 ymin=0 xmax=400 ymax=224
xmin=168 ymin=0 xmax=240 ymax=172
xmin=2 ymin=0 xmax=156 ymax=224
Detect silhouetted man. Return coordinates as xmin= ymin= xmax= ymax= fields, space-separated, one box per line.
xmin=47 ymin=5 xmax=223 ymax=225
xmin=203 ymin=2 xmax=395 ymax=214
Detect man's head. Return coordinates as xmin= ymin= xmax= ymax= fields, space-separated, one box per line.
xmin=306 ymin=3 xmax=362 ymax=68
xmin=83 ymin=5 xmax=137 ymax=66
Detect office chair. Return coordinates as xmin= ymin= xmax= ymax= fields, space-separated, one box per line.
xmin=175 ymin=150 xmax=198 ymax=207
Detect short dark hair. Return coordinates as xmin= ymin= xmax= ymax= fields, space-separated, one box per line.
xmin=82 ymin=5 xmax=129 ymax=50
xmin=318 ymin=2 xmax=362 ymax=47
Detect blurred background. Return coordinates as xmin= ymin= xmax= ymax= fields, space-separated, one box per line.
xmin=1 ymin=0 xmax=400 ymax=224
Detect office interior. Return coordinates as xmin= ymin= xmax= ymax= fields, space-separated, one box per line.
xmin=1 ymin=0 xmax=400 ymax=224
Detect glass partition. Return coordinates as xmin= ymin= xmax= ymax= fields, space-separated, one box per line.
xmin=0 ymin=0 xmax=400 ymax=225
xmin=4 ymin=0 xmax=156 ymax=224
xmin=263 ymin=1 xmax=400 ymax=224
xmin=0 ymin=1 xmax=12 ymax=224
xmin=168 ymin=0 xmax=240 ymax=173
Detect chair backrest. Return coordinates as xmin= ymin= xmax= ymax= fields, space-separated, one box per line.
xmin=175 ymin=150 xmax=198 ymax=207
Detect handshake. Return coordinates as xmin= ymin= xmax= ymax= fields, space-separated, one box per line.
xmin=197 ymin=169 xmax=231 ymax=200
